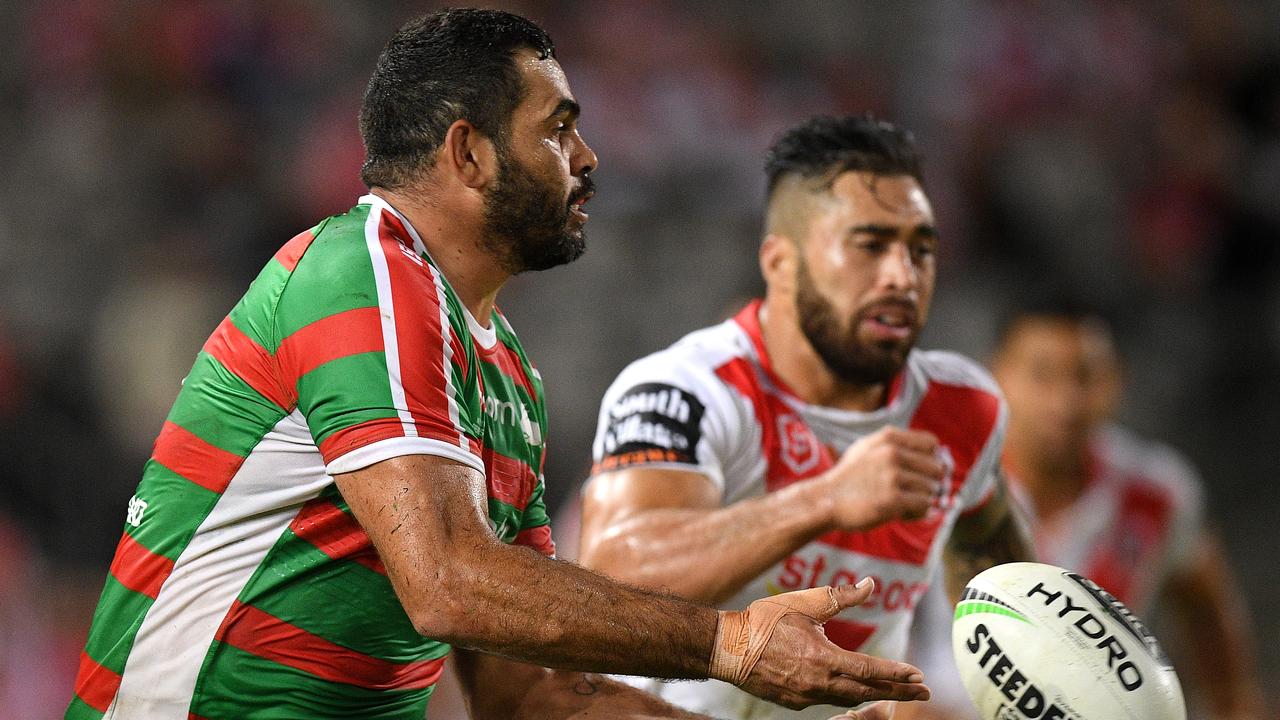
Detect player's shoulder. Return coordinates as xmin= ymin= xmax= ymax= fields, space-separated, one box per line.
xmin=909 ymin=349 xmax=1003 ymax=399
xmin=609 ymin=318 xmax=751 ymax=397
xmin=292 ymin=201 xmax=375 ymax=265
xmin=293 ymin=198 xmax=437 ymax=281
xmin=1095 ymin=424 xmax=1204 ymax=501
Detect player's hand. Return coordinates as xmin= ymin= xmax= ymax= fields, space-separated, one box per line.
xmin=710 ymin=580 xmax=930 ymax=710
xmin=821 ymin=427 xmax=944 ymax=531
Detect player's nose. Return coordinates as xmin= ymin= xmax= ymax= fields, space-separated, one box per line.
xmin=571 ymin=131 xmax=598 ymax=177
xmin=878 ymin=242 xmax=918 ymax=290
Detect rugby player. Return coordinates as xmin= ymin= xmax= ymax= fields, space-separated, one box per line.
xmin=579 ymin=115 xmax=1035 ymax=719
xmin=992 ymin=303 xmax=1264 ymax=718
xmin=899 ymin=302 xmax=1267 ymax=720
xmin=66 ymin=11 xmax=930 ymax=719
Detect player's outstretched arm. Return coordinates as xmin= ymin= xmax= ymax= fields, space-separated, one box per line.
xmin=580 ymin=426 xmax=946 ymax=604
xmin=334 ymin=454 xmax=930 ymax=710
xmin=451 ymin=649 xmax=713 ymax=719
xmin=941 ymin=471 xmax=1036 ymax=603
xmin=1161 ymin=531 xmax=1266 ymax=719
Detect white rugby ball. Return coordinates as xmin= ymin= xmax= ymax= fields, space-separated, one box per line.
xmin=951 ymin=562 xmax=1185 ymax=720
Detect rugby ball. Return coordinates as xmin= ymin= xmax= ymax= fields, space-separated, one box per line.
xmin=951 ymin=562 xmax=1185 ymax=720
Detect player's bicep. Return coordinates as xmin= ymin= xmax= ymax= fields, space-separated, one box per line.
xmin=581 ymin=468 xmax=720 ymax=546
xmin=333 ymin=454 xmax=494 ymax=629
xmin=950 ymin=469 xmax=1013 ymax=547
xmin=946 ymin=469 xmax=1035 ymax=580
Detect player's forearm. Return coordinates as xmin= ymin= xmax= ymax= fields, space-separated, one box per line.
xmin=337 ymin=457 xmax=719 ymax=681
xmin=1166 ymin=539 xmax=1266 ymax=717
xmin=580 ymin=480 xmax=833 ymax=603
xmin=511 ymin=672 xmax=714 ymax=720
xmin=453 ymin=650 xmax=713 ymax=720
xmin=414 ymin=537 xmax=719 ymax=678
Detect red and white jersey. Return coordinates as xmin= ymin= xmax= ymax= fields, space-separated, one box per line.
xmin=590 ymin=301 xmax=1007 ymax=718
xmin=1015 ymin=424 xmax=1205 ymax=612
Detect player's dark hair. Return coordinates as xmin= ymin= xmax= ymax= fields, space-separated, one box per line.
xmin=994 ymin=295 xmax=1113 ymax=349
xmin=765 ymin=115 xmax=924 ymax=197
xmin=359 ymin=8 xmax=556 ymax=189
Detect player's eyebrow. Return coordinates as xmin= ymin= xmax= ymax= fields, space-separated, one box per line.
xmin=546 ymin=98 xmax=580 ymax=123
xmin=848 ymin=223 xmax=938 ymax=238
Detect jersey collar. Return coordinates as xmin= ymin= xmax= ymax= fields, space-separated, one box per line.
xmin=359 ymin=193 xmax=499 ymax=351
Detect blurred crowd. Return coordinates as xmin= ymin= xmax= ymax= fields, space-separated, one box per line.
xmin=0 ymin=0 xmax=1277 ymax=715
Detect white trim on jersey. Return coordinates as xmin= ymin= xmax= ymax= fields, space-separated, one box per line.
xmin=106 ymin=411 xmax=333 ymax=718
xmin=425 ymin=261 xmax=473 ymax=450
xmin=364 ymin=193 xmax=429 ymax=257
xmin=460 ymin=300 xmax=498 ymax=350
xmin=362 ymin=202 xmax=419 ymax=440
xmin=326 ymin=435 xmax=486 ymax=476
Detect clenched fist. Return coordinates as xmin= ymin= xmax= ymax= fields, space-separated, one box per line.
xmin=819 ymin=426 xmax=946 ymax=531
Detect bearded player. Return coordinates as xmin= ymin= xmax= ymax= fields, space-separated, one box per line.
xmin=579 ymin=115 xmax=1034 ymax=719
xmin=67 ymin=13 xmax=931 ymax=719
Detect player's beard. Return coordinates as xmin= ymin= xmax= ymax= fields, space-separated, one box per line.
xmin=481 ymin=145 xmax=591 ymax=274
xmin=795 ymin=255 xmax=917 ymax=386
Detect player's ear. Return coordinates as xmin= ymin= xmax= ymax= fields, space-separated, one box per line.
xmin=440 ymin=119 xmax=498 ymax=190
xmin=760 ymin=234 xmax=798 ymax=293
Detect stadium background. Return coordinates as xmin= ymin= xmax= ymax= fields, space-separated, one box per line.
xmin=0 ymin=0 xmax=1276 ymax=716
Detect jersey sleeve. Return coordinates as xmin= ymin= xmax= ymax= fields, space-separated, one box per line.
xmin=918 ymin=352 xmax=1011 ymax=515
xmin=275 ymin=206 xmax=485 ymax=476
xmin=589 ymin=352 xmax=745 ymax=496
xmin=1147 ymin=444 xmax=1208 ymax=578
xmin=958 ymin=395 xmax=1009 ymax=513
xmin=514 ymin=473 xmax=556 ymax=558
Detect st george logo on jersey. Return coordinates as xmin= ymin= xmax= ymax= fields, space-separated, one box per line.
xmin=778 ymin=414 xmax=822 ymax=475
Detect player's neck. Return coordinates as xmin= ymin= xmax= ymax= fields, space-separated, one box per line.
xmin=1006 ymin=438 xmax=1088 ymax=518
xmin=758 ymin=300 xmax=887 ymax=412
xmin=372 ymin=187 xmax=507 ymax=325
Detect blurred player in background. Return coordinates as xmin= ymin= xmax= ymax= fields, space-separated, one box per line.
xmin=67 ymin=11 xmax=930 ymax=719
xmin=578 ymin=116 xmax=1034 ymax=719
xmin=993 ymin=303 xmax=1265 ymax=719
xmin=900 ymin=301 xmax=1266 ymax=719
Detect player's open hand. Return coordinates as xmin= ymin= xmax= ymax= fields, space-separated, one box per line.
xmin=709 ymin=580 xmax=929 ymax=710
xmin=822 ymin=426 xmax=944 ymax=531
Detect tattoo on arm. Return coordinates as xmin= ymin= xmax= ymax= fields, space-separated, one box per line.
xmin=944 ymin=471 xmax=1036 ymax=602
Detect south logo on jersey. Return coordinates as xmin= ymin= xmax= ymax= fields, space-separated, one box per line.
xmin=593 ymin=383 xmax=706 ymax=473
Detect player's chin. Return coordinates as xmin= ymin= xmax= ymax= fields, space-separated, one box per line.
xmin=868 ymin=340 xmax=913 ymax=371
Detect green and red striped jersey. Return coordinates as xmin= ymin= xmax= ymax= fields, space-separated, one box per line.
xmin=68 ymin=195 xmax=554 ymax=720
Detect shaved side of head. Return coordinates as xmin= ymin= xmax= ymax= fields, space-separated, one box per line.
xmin=765 ymin=174 xmax=829 ymax=242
